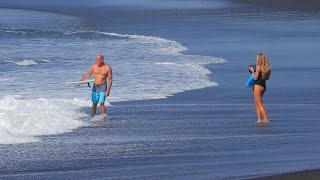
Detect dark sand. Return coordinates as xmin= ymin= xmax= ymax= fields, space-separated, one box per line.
xmin=252 ymin=169 xmax=320 ymax=180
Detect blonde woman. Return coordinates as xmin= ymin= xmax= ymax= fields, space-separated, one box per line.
xmin=249 ymin=53 xmax=271 ymax=124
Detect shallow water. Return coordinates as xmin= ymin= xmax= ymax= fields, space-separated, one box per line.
xmin=1 ymin=104 xmax=320 ymax=179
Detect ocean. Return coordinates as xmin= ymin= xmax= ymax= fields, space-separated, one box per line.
xmin=0 ymin=0 xmax=320 ymax=179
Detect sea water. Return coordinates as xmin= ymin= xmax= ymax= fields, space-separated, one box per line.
xmin=0 ymin=8 xmax=225 ymax=144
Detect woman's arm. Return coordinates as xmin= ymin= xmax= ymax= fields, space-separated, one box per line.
xmin=265 ymin=70 xmax=271 ymax=80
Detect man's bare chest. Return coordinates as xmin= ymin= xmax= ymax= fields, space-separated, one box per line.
xmin=94 ymin=67 xmax=107 ymax=76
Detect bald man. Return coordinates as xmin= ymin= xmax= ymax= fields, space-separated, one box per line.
xmin=81 ymin=55 xmax=112 ymax=117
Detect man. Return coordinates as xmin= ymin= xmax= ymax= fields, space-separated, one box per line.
xmin=81 ymin=55 xmax=112 ymax=117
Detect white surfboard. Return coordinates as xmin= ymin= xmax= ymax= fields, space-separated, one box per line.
xmin=66 ymin=79 xmax=94 ymax=87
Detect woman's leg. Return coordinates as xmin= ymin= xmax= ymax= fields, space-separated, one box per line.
xmin=253 ymin=88 xmax=262 ymax=123
xmin=254 ymin=85 xmax=270 ymax=123
xmin=259 ymin=91 xmax=270 ymax=123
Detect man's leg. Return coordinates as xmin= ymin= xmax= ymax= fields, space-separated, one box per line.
xmin=91 ymin=104 xmax=97 ymax=117
xmin=100 ymin=104 xmax=106 ymax=114
xmin=99 ymin=92 xmax=107 ymax=120
xmin=91 ymin=90 xmax=99 ymax=117
xmin=99 ymin=104 xmax=107 ymax=121
xmin=100 ymin=91 xmax=107 ymax=114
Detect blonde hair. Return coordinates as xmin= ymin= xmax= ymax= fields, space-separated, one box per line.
xmin=256 ymin=53 xmax=271 ymax=79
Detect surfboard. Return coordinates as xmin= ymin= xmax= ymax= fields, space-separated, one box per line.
xmin=66 ymin=79 xmax=94 ymax=87
xmin=246 ymin=75 xmax=254 ymax=88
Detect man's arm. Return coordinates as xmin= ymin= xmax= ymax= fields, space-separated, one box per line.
xmin=106 ymin=67 xmax=113 ymax=97
xmin=81 ymin=66 xmax=94 ymax=81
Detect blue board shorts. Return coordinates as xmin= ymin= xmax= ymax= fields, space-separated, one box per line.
xmin=92 ymin=83 xmax=107 ymax=104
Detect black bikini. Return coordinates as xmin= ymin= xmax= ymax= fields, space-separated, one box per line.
xmin=254 ymin=71 xmax=266 ymax=90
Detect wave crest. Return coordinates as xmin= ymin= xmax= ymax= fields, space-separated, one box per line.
xmin=0 ymin=97 xmax=88 ymax=144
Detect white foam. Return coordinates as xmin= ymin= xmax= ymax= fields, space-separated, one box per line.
xmin=0 ymin=29 xmax=27 ymax=34
xmin=5 ymin=59 xmax=51 ymax=66
xmin=37 ymin=59 xmax=51 ymax=63
xmin=5 ymin=60 xmax=38 ymax=66
xmin=155 ymin=62 xmax=179 ymax=65
xmin=0 ymin=76 xmax=12 ymax=82
xmin=0 ymin=97 xmax=88 ymax=144
xmin=65 ymin=31 xmax=187 ymax=55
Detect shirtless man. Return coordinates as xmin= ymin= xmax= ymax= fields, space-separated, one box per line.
xmin=81 ymin=55 xmax=112 ymax=117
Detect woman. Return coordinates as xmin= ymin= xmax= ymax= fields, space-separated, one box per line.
xmin=250 ymin=53 xmax=271 ymax=124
